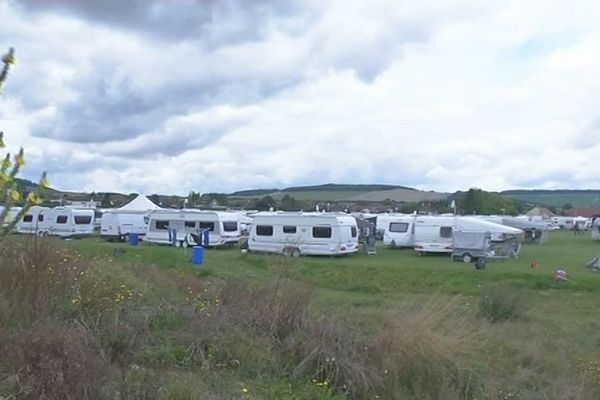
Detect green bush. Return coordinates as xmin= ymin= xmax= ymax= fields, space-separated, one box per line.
xmin=479 ymin=284 xmax=528 ymax=322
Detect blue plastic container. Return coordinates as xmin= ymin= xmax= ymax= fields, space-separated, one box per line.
xmin=129 ymin=233 xmax=139 ymax=246
xmin=192 ymin=246 xmax=204 ymax=265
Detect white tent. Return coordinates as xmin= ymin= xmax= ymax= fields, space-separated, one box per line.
xmin=116 ymin=194 xmax=162 ymax=213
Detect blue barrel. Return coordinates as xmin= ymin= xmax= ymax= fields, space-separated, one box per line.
xmin=129 ymin=233 xmax=139 ymax=246
xmin=192 ymin=246 xmax=204 ymax=265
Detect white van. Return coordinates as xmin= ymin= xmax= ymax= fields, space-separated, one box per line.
xmin=40 ymin=207 xmax=96 ymax=238
xmin=248 ymin=212 xmax=359 ymax=256
xmin=144 ymin=209 xmax=240 ymax=247
xmin=100 ymin=211 xmax=149 ymax=241
xmin=592 ymin=219 xmax=600 ymax=241
xmin=15 ymin=206 xmax=49 ymax=234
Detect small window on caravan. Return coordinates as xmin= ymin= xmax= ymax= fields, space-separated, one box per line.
xmin=389 ymin=222 xmax=409 ymax=233
xmin=143 ymin=216 xmax=149 ymax=224
xmin=56 ymin=215 xmax=68 ymax=224
xmin=256 ymin=225 xmax=273 ymax=236
xmin=283 ymin=225 xmax=297 ymax=234
xmin=185 ymin=221 xmax=196 ymax=228
xmin=313 ymin=226 xmax=332 ymax=238
xmin=440 ymin=226 xmax=453 ymax=238
xmin=74 ymin=216 xmax=92 ymax=225
xmin=23 ymin=215 xmax=33 ymax=223
xmin=199 ymin=222 xmax=215 ymax=231
xmin=38 ymin=214 xmax=44 ymax=222
xmin=155 ymin=220 xmax=169 ymax=230
xmin=351 ymin=226 xmax=357 ymax=238
xmin=223 ymin=222 xmax=238 ymax=232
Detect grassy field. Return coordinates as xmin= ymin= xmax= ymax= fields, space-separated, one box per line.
xmin=2 ymin=231 xmax=600 ymax=399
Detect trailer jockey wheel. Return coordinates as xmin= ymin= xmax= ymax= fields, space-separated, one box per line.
xmin=282 ymin=247 xmax=291 ymax=257
xmin=475 ymin=258 xmax=486 ymax=270
xmin=182 ymin=239 xmax=189 ymax=248
xmin=462 ymin=253 xmax=472 ymax=263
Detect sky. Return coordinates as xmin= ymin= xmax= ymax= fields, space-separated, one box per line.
xmin=1 ymin=0 xmax=599 ymax=195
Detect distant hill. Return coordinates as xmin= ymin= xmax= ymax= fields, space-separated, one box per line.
xmin=230 ymin=188 xmax=279 ymax=196
xmin=229 ymin=183 xmax=447 ymax=203
xmin=502 ymin=190 xmax=600 ymax=208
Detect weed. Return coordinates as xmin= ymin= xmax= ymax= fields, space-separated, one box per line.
xmin=479 ymin=284 xmax=528 ymax=322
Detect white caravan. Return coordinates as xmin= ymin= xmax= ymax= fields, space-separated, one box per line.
xmin=144 ymin=209 xmax=241 ymax=247
xmin=39 ymin=207 xmax=96 ymax=238
xmin=0 ymin=206 xmax=22 ymax=227
xmin=383 ymin=214 xmax=417 ymax=248
xmin=100 ymin=212 xmax=149 ymax=241
xmin=248 ymin=212 xmax=359 ymax=256
xmin=592 ymin=219 xmax=600 ymax=241
xmin=15 ymin=206 xmax=50 ymax=234
xmin=413 ymin=216 xmax=523 ymax=254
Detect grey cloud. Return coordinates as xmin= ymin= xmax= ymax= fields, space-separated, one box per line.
xmin=16 ymin=0 xmax=306 ymax=46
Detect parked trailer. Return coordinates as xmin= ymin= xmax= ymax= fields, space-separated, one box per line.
xmin=100 ymin=211 xmax=149 ymax=241
xmin=37 ymin=207 xmax=95 ymax=238
xmin=15 ymin=206 xmax=49 ymax=234
xmin=248 ymin=212 xmax=359 ymax=256
xmin=592 ymin=219 xmax=600 ymax=241
xmin=144 ymin=209 xmax=241 ymax=247
xmin=0 ymin=206 xmax=22 ymax=227
xmin=382 ymin=214 xmax=417 ymax=248
xmin=413 ymin=216 xmax=523 ymax=255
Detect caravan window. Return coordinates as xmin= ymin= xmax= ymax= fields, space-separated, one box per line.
xmin=440 ymin=226 xmax=453 ymax=238
xmin=74 ymin=216 xmax=92 ymax=225
xmin=312 ymin=226 xmax=332 ymax=238
xmin=351 ymin=226 xmax=357 ymax=237
xmin=283 ymin=225 xmax=297 ymax=234
xmin=199 ymin=222 xmax=215 ymax=231
xmin=185 ymin=221 xmax=196 ymax=228
xmin=389 ymin=222 xmax=409 ymax=233
xmin=256 ymin=225 xmax=273 ymax=236
xmin=56 ymin=215 xmax=68 ymax=224
xmin=155 ymin=220 xmax=169 ymax=230
xmin=38 ymin=214 xmax=44 ymax=222
xmin=223 ymin=222 xmax=238 ymax=232
xmin=23 ymin=215 xmax=33 ymax=223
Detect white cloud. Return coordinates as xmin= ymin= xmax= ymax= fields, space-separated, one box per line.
xmin=1 ymin=0 xmax=600 ymax=194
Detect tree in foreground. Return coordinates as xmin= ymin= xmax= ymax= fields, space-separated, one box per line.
xmin=0 ymin=47 xmax=49 ymax=236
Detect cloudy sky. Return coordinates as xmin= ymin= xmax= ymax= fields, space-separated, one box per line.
xmin=1 ymin=0 xmax=599 ymax=194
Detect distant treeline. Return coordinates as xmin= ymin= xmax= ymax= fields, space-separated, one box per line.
xmin=502 ymin=189 xmax=600 ymax=195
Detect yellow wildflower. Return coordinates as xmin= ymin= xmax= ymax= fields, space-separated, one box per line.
xmin=10 ymin=190 xmax=20 ymax=202
xmin=26 ymin=192 xmax=42 ymax=204
xmin=14 ymin=149 xmax=25 ymax=167
xmin=39 ymin=172 xmax=50 ymax=189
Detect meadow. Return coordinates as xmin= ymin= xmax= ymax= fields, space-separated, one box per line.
xmin=2 ymin=231 xmax=600 ymax=399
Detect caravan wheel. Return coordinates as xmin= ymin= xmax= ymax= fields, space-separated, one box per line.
xmin=462 ymin=253 xmax=473 ymax=263
xmin=282 ymin=247 xmax=292 ymax=257
xmin=291 ymin=248 xmax=301 ymax=258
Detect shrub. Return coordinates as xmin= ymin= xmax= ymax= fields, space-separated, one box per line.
xmin=0 ymin=236 xmax=80 ymax=324
xmin=373 ymin=297 xmax=486 ymax=399
xmin=1 ymin=325 xmax=107 ymax=400
xmin=479 ymin=284 xmax=528 ymax=323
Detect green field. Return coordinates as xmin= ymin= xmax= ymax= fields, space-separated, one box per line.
xmin=3 ymin=232 xmax=600 ymax=399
